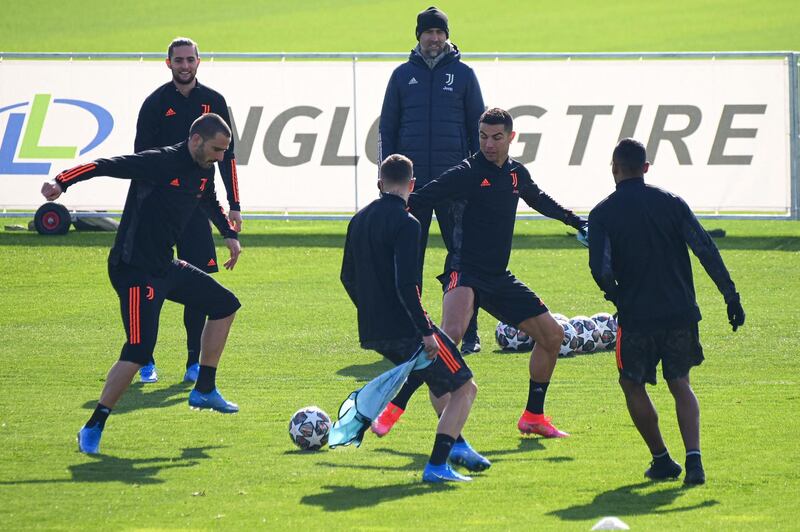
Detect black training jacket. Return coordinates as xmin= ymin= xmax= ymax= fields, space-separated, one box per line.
xmin=341 ymin=194 xmax=434 ymax=345
xmin=55 ymin=142 xmax=237 ymax=276
xmin=135 ymin=81 xmax=240 ymax=211
xmin=588 ymin=178 xmax=737 ymax=331
xmin=408 ymin=151 xmax=584 ymax=276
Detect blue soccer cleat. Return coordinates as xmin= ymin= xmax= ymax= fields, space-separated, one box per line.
xmin=183 ymin=363 xmax=200 ymax=383
xmin=139 ymin=363 xmax=159 ymax=383
xmin=188 ymin=388 xmax=239 ymax=413
xmin=422 ymin=462 xmax=472 ymax=483
xmin=77 ymin=425 xmax=103 ymax=454
xmin=449 ymin=441 xmax=492 ymax=471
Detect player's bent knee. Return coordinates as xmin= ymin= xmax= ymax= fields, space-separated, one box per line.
xmin=119 ymin=343 xmax=154 ymax=366
xmin=207 ymin=293 xmax=241 ymax=321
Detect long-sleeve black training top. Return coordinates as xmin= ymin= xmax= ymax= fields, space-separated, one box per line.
xmin=588 ymin=177 xmax=737 ymax=331
xmin=408 ymin=151 xmax=584 ymax=276
xmin=341 ymin=193 xmax=434 ymax=345
xmin=54 ymin=142 xmax=238 ymax=276
xmin=135 ymin=81 xmax=240 ymax=211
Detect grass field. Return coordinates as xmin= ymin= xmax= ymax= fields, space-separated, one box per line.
xmin=1 ymin=1 xmax=799 ymax=53
xmin=0 ymin=218 xmax=798 ymax=530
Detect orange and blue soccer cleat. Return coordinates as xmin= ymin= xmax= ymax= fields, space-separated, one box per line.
xmin=370 ymin=402 xmax=404 ymax=437
xmin=517 ymin=411 xmax=570 ymax=438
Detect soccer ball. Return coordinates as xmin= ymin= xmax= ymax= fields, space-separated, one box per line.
xmin=288 ymin=406 xmax=331 ymax=451
xmin=551 ymin=312 xmax=569 ymax=323
xmin=557 ymin=319 xmax=579 ymax=357
xmin=569 ymin=316 xmax=601 ymax=353
xmin=495 ymin=321 xmax=534 ymax=352
xmin=591 ymin=312 xmax=618 ymax=349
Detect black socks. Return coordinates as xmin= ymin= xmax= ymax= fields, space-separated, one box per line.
xmin=430 ymin=433 xmax=456 ymax=465
xmin=195 ymin=365 xmax=217 ymax=393
xmin=391 ymin=373 xmax=425 ymax=410
xmin=526 ymin=380 xmax=550 ymax=414
xmin=85 ymin=403 xmax=112 ymax=430
xmin=184 ymin=307 xmax=206 ymax=367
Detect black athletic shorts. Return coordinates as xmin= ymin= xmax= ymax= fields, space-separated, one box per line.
xmin=363 ymin=328 xmax=473 ymax=398
xmin=176 ymin=207 xmax=219 ymax=273
xmin=438 ymin=269 xmax=549 ymax=327
xmin=615 ymin=323 xmax=704 ymax=385
xmin=108 ymin=260 xmax=240 ymax=365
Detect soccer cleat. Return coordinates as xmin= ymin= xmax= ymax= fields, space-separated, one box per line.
xmin=517 ymin=411 xmax=570 ymax=438
xmin=77 ymin=425 xmax=103 ymax=454
xmin=183 ymin=363 xmax=200 ymax=383
xmin=188 ymin=388 xmax=239 ymax=413
xmin=139 ymin=363 xmax=159 ymax=383
xmin=422 ymin=462 xmax=472 ymax=483
xmin=461 ymin=335 xmax=481 ymax=355
xmin=644 ymin=458 xmax=683 ymax=480
xmin=370 ymin=403 xmax=404 ymax=437
xmin=449 ymin=441 xmax=491 ymax=471
xmin=684 ymin=465 xmax=706 ymax=485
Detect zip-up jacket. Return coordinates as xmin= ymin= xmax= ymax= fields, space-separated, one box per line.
xmin=54 ymin=142 xmax=237 ymax=276
xmin=341 ymin=194 xmax=434 ymax=345
xmin=378 ymin=45 xmax=484 ymax=184
xmin=588 ymin=177 xmax=737 ymax=331
xmin=409 ymin=151 xmax=585 ymax=276
xmin=135 ymin=81 xmax=240 ymax=211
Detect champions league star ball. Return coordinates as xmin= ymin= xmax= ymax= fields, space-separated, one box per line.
xmin=551 ymin=313 xmax=569 ymax=323
xmin=569 ymin=316 xmax=602 ymax=353
xmin=288 ymin=406 xmax=331 ymax=451
xmin=495 ymin=321 xmax=534 ymax=352
xmin=591 ymin=312 xmax=618 ymax=349
xmin=557 ymin=319 xmax=579 ymax=357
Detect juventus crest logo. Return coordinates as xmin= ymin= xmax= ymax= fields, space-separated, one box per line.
xmin=445 ymin=73 xmax=455 ymax=86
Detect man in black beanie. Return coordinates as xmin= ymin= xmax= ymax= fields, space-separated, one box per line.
xmin=375 ymin=6 xmax=488 ymax=472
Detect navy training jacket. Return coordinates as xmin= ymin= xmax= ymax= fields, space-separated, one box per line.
xmin=378 ymin=45 xmax=485 ymax=184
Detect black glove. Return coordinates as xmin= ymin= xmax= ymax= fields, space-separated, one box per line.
xmin=726 ymin=293 xmax=745 ymax=332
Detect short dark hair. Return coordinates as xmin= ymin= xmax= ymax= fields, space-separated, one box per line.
xmin=479 ymin=107 xmax=513 ymax=133
xmin=168 ymin=37 xmax=199 ymax=60
xmin=380 ymin=154 xmax=413 ymax=184
xmin=613 ymin=138 xmax=647 ymax=172
xmin=189 ymin=113 xmax=231 ymax=141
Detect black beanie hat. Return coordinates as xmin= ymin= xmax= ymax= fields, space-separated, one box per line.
xmin=416 ymin=6 xmax=449 ymax=40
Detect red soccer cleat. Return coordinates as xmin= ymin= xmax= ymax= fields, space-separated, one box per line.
xmin=371 ymin=403 xmax=405 ymax=437
xmin=517 ymin=410 xmax=570 ymax=438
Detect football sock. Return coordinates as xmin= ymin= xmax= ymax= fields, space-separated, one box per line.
xmin=86 ymin=403 xmax=111 ymax=429
xmin=686 ymin=450 xmax=702 ymax=468
xmin=456 ymin=435 xmax=466 ymax=444
xmin=652 ymin=449 xmax=672 ymax=463
xmin=430 ymin=433 xmax=456 ymax=466
xmin=526 ymin=380 xmax=550 ymax=415
xmin=391 ymin=373 xmax=425 ymax=410
xmin=195 ymin=365 xmax=217 ymax=393
xmin=184 ymin=307 xmax=205 ymax=367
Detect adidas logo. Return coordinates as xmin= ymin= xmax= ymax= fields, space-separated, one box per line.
xmin=170 ymin=178 xmax=180 ymax=187
xmin=408 ymin=77 xmax=418 ymax=85
xmin=207 ymin=258 xmax=217 ymax=267
xmin=165 ymin=108 xmax=176 ymax=117
xmin=480 ymin=178 xmax=491 ymax=187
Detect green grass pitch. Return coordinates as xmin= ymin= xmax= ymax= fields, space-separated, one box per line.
xmin=0 ymin=219 xmax=798 ymax=530
xmin=1 ymin=1 xmax=800 ymax=529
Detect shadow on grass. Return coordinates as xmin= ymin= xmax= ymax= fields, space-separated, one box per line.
xmin=3 ymin=231 xmax=797 ymax=251
xmin=336 ymin=358 xmax=394 ymax=382
xmin=547 ymin=480 xmax=719 ymax=521
xmin=80 ymin=381 xmax=192 ymax=414
xmin=301 ymin=481 xmax=455 ymax=511
xmin=0 ymin=446 xmax=223 ymax=486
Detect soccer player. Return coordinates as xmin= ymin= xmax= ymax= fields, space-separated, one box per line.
xmin=341 ymin=154 xmax=480 ymax=482
xmin=134 ymin=37 xmax=242 ymax=384
xmin=41 ymin=113 xmax=243 ymax=454
xmin=408 ymin=108 xmax=587 ymax=438
xmin=374 ymin=5 xmax=486 ymax=437
xmin=588 ymin=138 xmax=745 ymax=485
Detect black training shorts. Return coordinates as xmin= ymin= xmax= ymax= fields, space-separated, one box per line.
xmin=108 ymin=260 xmax=240 ymax=365
xmin=176 ymin=207 xmax=219 ymax=273
xmin=615 ymin=323 xmax=704 ymax=385
xmin=438 ymin=269 xmax=549 ymax=327
xmin=364 ymin=328 xmax=473 ymax=398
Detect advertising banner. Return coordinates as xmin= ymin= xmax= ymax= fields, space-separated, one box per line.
xmin=0 ymin=58 xmax=791 ymax=213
